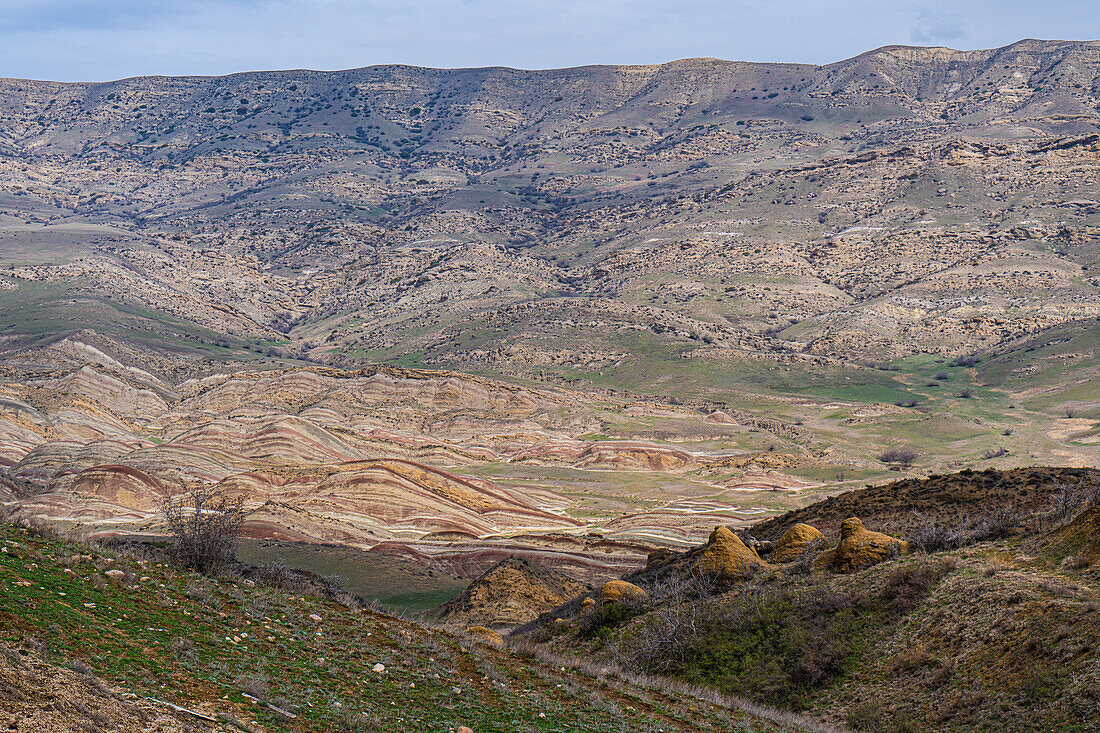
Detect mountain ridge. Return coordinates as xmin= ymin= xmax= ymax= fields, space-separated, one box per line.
xmin=5 ymin=37 xmax=1098 ymax=85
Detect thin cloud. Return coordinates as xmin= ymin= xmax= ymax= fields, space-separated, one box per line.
xmin=910 ymin=8 xmax=967 ymax=44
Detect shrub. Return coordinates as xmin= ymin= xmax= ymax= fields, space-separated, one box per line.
xmin=1046 ymin=476 xmax=1100 ymax=526
xmin=907 ymin=518 xmax=957 ymax=553
xmin=879 ymin=447 xmax=918 ymax=465
xmin=162 ymin=487 xmax=245 ymax=574
xmin=968 ymin=505 xmax=1021 ymax=541
xmin=256 ymin=559 xmax=296 ymax=588
xmin=910 ymin=505 xmax=1030 ymax=551
xmin=784 ymin=537 xmax=827 ymax=576
xmin=577 ymin=595 xmax=649 ymax=638
xmin=846 ymin=701 xmax=886 ymax=730
xmin=628 ymin=580 xmax=871 ymax=709
xmin=880 ymin=561 xmax=952 ymax=618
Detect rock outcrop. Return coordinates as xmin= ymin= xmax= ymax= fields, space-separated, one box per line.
xmin=769 ymin=523 xmax=825 ymax=563
xmin=599 ymin=580 xmax=648 ymax=604
xmin=439 ymin=557 xmax=588 ymax=629
xmin=463 ymin=626 xmax=504 ymax=648
xmin=814 ymin=518 xmax=909 ymax=573
xmin=693 ymin=526 xmax=767 ymax=579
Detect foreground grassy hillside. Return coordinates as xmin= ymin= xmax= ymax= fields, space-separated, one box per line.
xmin=0 ymin=519 xmax=820 ymax=733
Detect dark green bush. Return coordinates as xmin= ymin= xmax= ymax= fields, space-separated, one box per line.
xmin=633 ymin=583 xmax=871 ymax=709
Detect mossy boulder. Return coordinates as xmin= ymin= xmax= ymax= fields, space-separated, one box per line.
xmin=770 ymin=523 xmax=825 ymax=563
xmin=600 ymin=580 xmax=648 ymax=604
xmin=464 ymin=625 xmax=504 ymax=648
xmin=694 ymin=526 xmax=767 ymax=579
xmin=815 ymin=517 xmax=909 ymax=573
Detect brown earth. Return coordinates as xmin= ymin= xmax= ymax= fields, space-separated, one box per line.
xmin=599 ymin=579 xmax=648 ymax=604
xmin=0 ymin=644 xmax=240 ymax=732
xmin=693 ymin=525 xmax=767 ymax=579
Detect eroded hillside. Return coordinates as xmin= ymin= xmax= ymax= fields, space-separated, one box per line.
xmin=1 ymin=41 xmax=1099 ymax=393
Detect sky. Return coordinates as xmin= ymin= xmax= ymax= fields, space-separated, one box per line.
xmin=1 ymin=0 xmax=1098 ymax=82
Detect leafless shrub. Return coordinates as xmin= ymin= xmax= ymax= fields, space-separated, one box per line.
xmin=625 ymin=587 xmax=713 ymax=673
xmin=909 ymin=504 xmax=1032 ymax=551
xmin=879 ymin=447 xmax=918 ymax=466
xmin=504 ymin=636 xmax=539 ymax=658
xmin=890 ymin=642 xmax=932 ymax=672
xmin=957 ymin=388 xmax=973 ymax=399
xmin=185 ymin=579 xmax=217 ymax=606
xmin=1059 ymin=553 xmax=1089 ymax=570
xmin=235 ymin=672 xmax=270 ymax=701
xmin=321 ymin=573 xmax=347 ymax=594
xmin=784 ymin=537 xmax=827 ymax=576
xmin=1048 ymin=484 xmax=1085 ymax=527
xmin=645 ymin=572 xmax=720 ymax=604
xmin=358 ymin=597 xmax=386 ymax=614
xmin=170 ymin=636 xmax=195 ymax=658
xmin=929 ymin=661 xmax=954 ymax=689
xmin=968 ymin=505 xmax=1021 ymax=541
xmin=339 ymin=711 xmax=385 ymax=732
xmin=1045 ymin=474 xmax=1100 ymax=528
xmin=162 ymin=486 xmax=245 ymax=574
xmin=65 ymin=658 xmax=93 ymax=675
xmin=907 ymin=517 xmax=957 ymax=553
xmin=846 ymin=700 xmax=886 ymax=731
xmin=318 ymin=573 xmax=360 ymax=610
xmin=981 ymin=446 xmax=1008 ymax=459
xmin=255 ymin=559 xmax=309 ymax=592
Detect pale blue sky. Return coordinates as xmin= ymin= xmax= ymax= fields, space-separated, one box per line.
xmin=1 ymin=0 xmax=1098 ymax=82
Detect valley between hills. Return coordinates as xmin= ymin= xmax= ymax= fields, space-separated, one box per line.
xmin=1 ymin=38 xmax=1099 ymax=732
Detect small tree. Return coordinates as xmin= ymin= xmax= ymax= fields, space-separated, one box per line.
xmin=162 ymin=486 xmax=245 ymax=574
